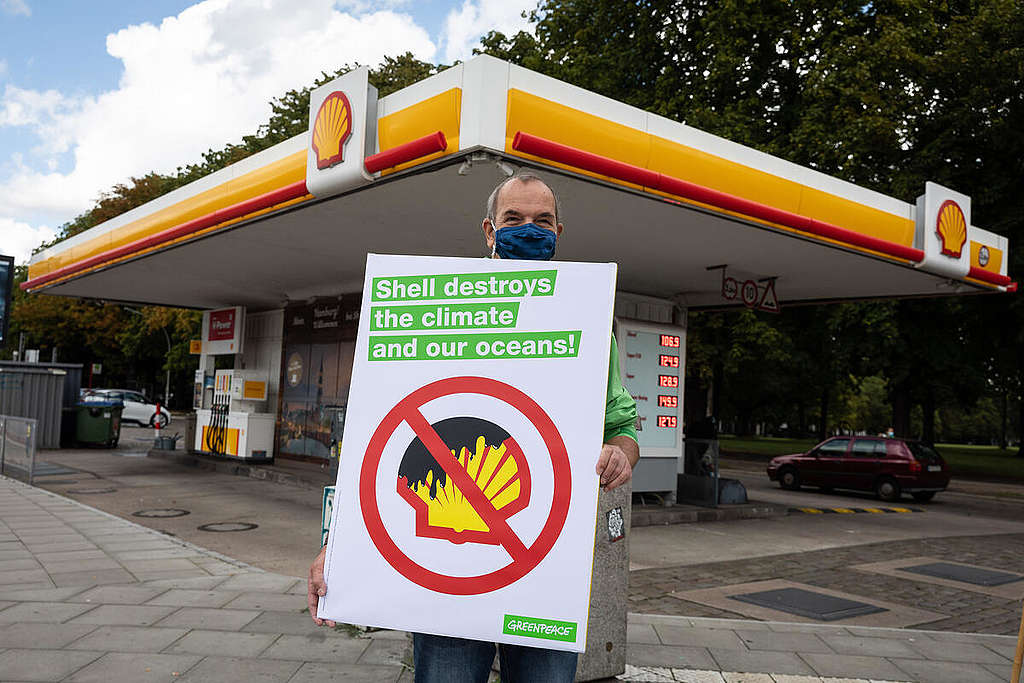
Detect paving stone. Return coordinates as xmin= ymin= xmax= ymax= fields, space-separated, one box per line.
xmin=0 ymin=601 xmax=96 ymax=623
xmin=67 ymin=652 xmax=202 ymax=682
xmin=888 ymin=657 xmax=1004 ymax=683
xmin=0 ymin=569 xmax=51 ymax=585
xmin=0 ymin=586 xmax=90 ymax=602
xmin=906 ymin=638 xmax=1009 ymax=663
xmin=130 ymin=569 xmax=210 ymax=582
xmin=165 ymin=629 xmax=278 ymax=657
xmin=653 ymin=624 xmax=745 ymax=649
xmin=121 ymin=558 xmax=205 ymax=573
xmin=800 ymin=653 xmax=914 ymax=680
xmin=618 ymin=664 xmax=681 ymax=682
xmin=69 ymin=584 xmax=166 ymax=605
xmin=259 ymin=633 xmax=372 ymax=663
xmin=67 ymin=604 xmax=177 ymax=626
xmin=0 ymin=558 xmax=41 ymax=571
xmin=175 ymin=655 xmax=302 ymax=682
xmin=40 ymin=558 xmax=123 ymax=573
xmin=215 ymin=573 xmax=302 ymax=593
xmin=708 ymin=648 xmax=817 ymax=676
xmin=34 ymin=549 xmax=108 ymax=563
xmin=0 ymin=647 xmax=103 ymax=681
xmin=982 ymin=661 xmax=1013 ymax=680
xmin=145 ymin=588 xmax=240 ymax=608
xmin=221 ymin=592 xmax=307 ymax=612
xmin=155 ymin=606 xmax=261 ymax=631
xmin=241 ymin=610 xmax=331 ymax=636
xmin=818 ymin=634 xmax=920 ymax=658
xmin=286 ymin=661 xmax=405 ymax=682
xmin=627 ymin=622 xmax=661 ymax=645
xmin=142 ymin=576 xmax=230 ymax=590
xmin=734 ymin=630 xmax=834 ymax=654
xmin=50 ymin=568 xmax=138 ymax=587
xmin=0 ymin=621 xmax=99 ymax=648
xmin=625 ymin=643 xmax=718 ymax=669
xmin=356 ymin=636 xmax=409 ymax=666
xmin=66 ymin=625 xmax=189 ymax=652
xmin=721 ymin=673 xmax=775 ymax=683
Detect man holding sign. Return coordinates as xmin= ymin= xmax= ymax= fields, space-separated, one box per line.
xmin=308 ymin=173 xmax=639 ymax=682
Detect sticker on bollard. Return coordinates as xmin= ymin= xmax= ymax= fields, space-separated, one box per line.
xmin=502 ymin=614 xmax=578 ymax=642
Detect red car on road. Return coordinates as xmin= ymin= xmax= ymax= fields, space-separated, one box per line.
xmin=766 ymin=436 xmax=950 ymax=502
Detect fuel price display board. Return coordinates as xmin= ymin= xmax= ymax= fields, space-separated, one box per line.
xmin=618 ymin=321 xmax=685 ymax=453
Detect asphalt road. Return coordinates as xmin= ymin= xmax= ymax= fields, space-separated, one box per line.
xmin=29 ymin=427 xmax=1024 ymax=582
xmin=629 ymin=461 xmax=1024 ymax=571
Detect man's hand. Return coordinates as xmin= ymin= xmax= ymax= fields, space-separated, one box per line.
xmin=307 ymin=545 xmax=336 ymax=627
xmin=596 ymin=435 xmax=639 ymax=491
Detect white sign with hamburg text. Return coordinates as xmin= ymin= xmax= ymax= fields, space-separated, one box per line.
xmin=319 ymin=254 xmax=617 ymax=652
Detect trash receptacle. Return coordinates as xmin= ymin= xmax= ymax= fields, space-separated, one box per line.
xmin=75 ymin=400 xmax=123 ymax=448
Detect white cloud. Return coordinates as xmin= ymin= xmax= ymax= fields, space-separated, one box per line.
xmin=441 ymin=0 xmax=536 ymax=64
xmin=0 ymin=0 xmax=436 ymax=229
xmin=0 ymin=217 xmax=55 ymax=265
xmin=1 ymin=0 xmax=30 ymax=17
xmin=0 ymin=60 xmax=8 ymax=79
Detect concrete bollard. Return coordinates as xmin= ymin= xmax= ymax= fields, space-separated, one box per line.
xmin=576 ymin=480 xmax=632 ymax=681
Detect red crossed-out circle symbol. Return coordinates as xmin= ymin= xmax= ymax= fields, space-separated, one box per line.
xmin=360 ymin=376 xmax=570 ymax=595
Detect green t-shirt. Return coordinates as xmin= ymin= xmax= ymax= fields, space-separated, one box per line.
xmin=604 ymin=335 xmax=639 ymax=444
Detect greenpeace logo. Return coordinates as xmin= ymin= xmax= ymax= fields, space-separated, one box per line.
xmin=502 ymin=614 xmax=577 ymax=643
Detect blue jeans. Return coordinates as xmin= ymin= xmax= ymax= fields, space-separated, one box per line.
xmin=413 ymin=633 xmax=578 ymax=682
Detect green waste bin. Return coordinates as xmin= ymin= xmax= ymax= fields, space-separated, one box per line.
xmin=75 ymin=401 xmax=123 ymax=448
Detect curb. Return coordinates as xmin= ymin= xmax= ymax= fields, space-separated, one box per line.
xmin=146 ymin=448 xmax=332 ymax=491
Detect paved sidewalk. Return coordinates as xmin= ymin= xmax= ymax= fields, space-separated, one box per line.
xmin=1 ymin=475 xmax=1020 ymax=682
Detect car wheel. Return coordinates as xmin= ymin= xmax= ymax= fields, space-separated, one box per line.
xmin=912 ymin=491 xmax=936 ymax=502
xmin=779 ymin=467 xmax=801 ymax=490
xmin=875 ymin=476 xmax=901 ymax=502
xmin=149 ymin=413 xmax=169 ymax=428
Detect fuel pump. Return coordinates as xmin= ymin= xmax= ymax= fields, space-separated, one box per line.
xmin=194 ymin=369 xmax=274 ymax=460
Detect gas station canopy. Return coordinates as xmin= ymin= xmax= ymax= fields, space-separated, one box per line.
xmin=23 ymin=55 xmax=1013 ymax=310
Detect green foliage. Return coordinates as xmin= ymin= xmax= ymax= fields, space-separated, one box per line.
xmin=484 ymin=0 xmax=1022 ymax=450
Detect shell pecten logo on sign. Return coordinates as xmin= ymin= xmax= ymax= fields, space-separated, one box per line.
xmin=312 ymin=91 xmax=353 ymax=170
xmin=397 ymin=417 xmax=530 ymax=545
xmin=936 ymin=199 xmax=967 ymax=258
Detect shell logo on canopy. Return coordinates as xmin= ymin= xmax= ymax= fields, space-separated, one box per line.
xmin=936 ymin=199 xmax=967 ymax=258
xmin=311 ymin=91 xmax=354 ymax=170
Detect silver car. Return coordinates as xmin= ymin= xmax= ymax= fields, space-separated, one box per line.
xmin=82 ymin=389 xmax=171 ymax=427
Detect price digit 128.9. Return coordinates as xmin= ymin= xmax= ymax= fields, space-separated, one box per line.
xmin=658 ymin=375 xmax=678 ymax=388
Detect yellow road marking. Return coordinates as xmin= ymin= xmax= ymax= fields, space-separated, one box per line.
xmin=863 ymin=508 xmax=885 ymax=513
xmin=831 ymin=508 xmax=855 ymax=514
xmin=889 ymin=507 xmax=912 ymax=513
xmin=797 ymin=507 xmax=824 ymax=514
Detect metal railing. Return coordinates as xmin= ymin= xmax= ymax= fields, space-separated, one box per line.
xmin=0 ymin=414 xmax=38 ymax=485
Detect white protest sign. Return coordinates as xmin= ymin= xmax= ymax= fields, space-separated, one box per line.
xmin=319 ymin=254 xmax=617 ymax=652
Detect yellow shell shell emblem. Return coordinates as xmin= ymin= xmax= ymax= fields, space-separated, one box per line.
xmin=311 ymin=91 xmax=353 ymax=170
xmin=397 ymin=417 xmax=531 ymax=545
xmin=936 ymin=199 xmax=967 ymax=258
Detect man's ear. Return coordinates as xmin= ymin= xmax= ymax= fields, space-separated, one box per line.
xmin=482 ymin=218 xmax=496 ymax=250
xmin=556 ymin=222 xmax=564 ymax=238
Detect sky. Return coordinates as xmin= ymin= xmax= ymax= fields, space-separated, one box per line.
xmin=0 ymin=0 xmax=538 ymax=265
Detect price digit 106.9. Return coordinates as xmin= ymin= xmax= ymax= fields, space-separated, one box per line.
xmin=660 ymin=334 xmax=680 ymax=348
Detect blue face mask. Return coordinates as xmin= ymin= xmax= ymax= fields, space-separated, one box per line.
xmin=493 ymin=223 xmax=557 ymax=260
